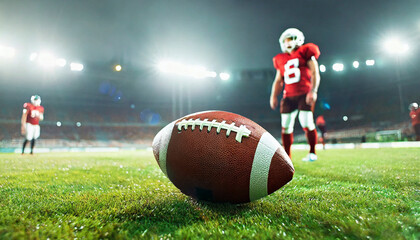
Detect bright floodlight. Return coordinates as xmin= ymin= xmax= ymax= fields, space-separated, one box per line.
xmin=70 ymin=62 xmax=84 ymax=71
xmin=29 ymin=52 xmax=38 ymax=61
xmin=319 ymin=64 xmax=326 ymax=73
xmin=157 ymin=61 xmax=172 ymax=73
xmin=332 ymin=63 xmax=344 ymax=72
xmin=56 ymin=58 xmax=67 ymax=67
xmin=219 ymin=72 xmax=230 ymax=81
xmin=366 ymin=59 xmax=375 ymax=66
xmin=0 ymin=45 xmax=16 ymax=58
xmin=37 ymin=52 xmax=56 ymax=68
xmin=383 ymin=38 xmax=410 ymax=54
xmin=187 ymin=65 xmax=207 ymax=79
xmin=343 ymin=116 xmax=348 ymax=121
xmin=157 ymin=60 xmax=217 ymax=79
xmin=353 ymin=61 xmax=359 ymax=68
xmin=208 ymin=71 xmax=217 ymax=78
xmin=76 ymin=122 xmax=82 ymax=127
xmin=56 ymin=121 xmax=62 ymax=127
xmin=114 ymin=64 xmax=122 ymax=71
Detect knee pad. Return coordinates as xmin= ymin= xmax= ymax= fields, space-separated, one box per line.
xmin=281 ymin=110 xmax=298 ymax=134
xmin=298 ymin=111 xmax=316 ymax=131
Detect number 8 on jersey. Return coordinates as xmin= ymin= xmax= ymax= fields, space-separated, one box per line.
xmin=284 ymin=58 xmax=301 ymax=84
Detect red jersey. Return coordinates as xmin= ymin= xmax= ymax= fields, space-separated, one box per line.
xmin=273 ymin=43 xmax=321 ymax=97
xmin=410 ymin=108 xmax=420 ymax=126
xmin=316 ymin=115 xmax=326 ymax=126
xmin=24 ymin=103 xmax=44 ymax=125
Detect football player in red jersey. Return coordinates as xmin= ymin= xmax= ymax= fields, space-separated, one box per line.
xmin=409 ymin=102 xmax=420 ymax=141
xmin=270 ymin=28 xmax=321 ymax=161
xmin=21 ymin=95 xmax=44 ymax=154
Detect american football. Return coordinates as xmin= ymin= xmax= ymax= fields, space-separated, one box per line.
xmin=152 ymin=110 xmax=294 ymax=204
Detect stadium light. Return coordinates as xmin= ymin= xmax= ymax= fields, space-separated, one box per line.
xmin=219 ymin=72 xmax=230 ymax=81
xmin=157 ymin=60 xmax=217 ymax=79
xmin=70 ymin=62 xmax=84 ymax=71
xmin=157 ymin=61 xmax=177 ymax=73
xmin=209 ymin=71 xmax=218 ymax=78
xmin=30 ymin=51 xmax=67 ymax=68
xmin=366 ymin=59 xmax=375 ymax=66
xmin=76 ymin=122 xmax=82 ymax=127
xmin=29 ymin=52 xmax=38 ymax=61
xmin=332 ymin=63 xmax=344 ymax=72
xmin=56 ymin=58 xmax=67 ymax=67
xmin=189 ymin=65 xmax=207 ymax=78
xmin=319 ymin=64 xmax=326 ymax=73
xmin=37 ymin=52 xmax=56 ymax=68
xmin=56 ymin=121 xmax=62 ymax=127
xmin=114 ymin=64 xmax=122 ymax=72
xmin=343 ymin=116 xmax=348 ymax=121
xmin=382 ymin=35 xmax=410 ymax=113
xmin=0 ymin=45 xmax=16 ymax=58
xmin=383 ymin=38 xmax=410 ymax=55
xmin=353 ymin=61 xmax=359 ymax=68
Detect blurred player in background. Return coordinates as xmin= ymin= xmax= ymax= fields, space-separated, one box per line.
xmin=21 ymin=95 xmax=44 ymax=154
xmin=270 ymin=28 xmax=321 ymax=161
xmin=409 ymin=102 xmax=420 ymax=141
xmin=316 ymin=115 xmax=326 ymax=149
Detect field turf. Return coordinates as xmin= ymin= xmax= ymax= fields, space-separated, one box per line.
xmin=0 ymin=148 xmax=419 ymax=239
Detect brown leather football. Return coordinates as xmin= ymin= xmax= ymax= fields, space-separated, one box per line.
xmin=152 ymin=110 xmax=294 ymax=204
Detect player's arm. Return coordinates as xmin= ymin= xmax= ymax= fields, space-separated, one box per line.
xmin=38 ymin=112 xmax=44 ymax=121
xmin=306 ymin=56 xmax=321 ymax=105
xmin=270 ymin=69 xmax=284 ymax=110
xmin=21 ymin=109 xmax=28 ymax=135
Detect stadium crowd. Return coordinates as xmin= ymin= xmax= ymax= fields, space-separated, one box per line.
xmin=1 ymin=60 xmax=418 ymax=147
xmin=0 ymin=98 xmax=417 ymax=148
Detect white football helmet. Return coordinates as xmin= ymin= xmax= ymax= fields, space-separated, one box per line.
xmin=409 ymin=102 xmax=418 ymax=110
xmin=279 ymin=28 xmax=305 ymax=53
xmin=31 ymin=95 xmax=41 ymax=106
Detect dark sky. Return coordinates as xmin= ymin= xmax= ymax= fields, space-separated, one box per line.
xmin=0 ymin=0 xmax=419 ymax=71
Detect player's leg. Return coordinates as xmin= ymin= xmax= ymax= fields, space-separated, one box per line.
xmin=414 ymin=124 xmax=420 ymax=141
xmin=298 ymin=95 xmax=318 ymax=161
xmin=299 ymin=111 xmax=317 ymax=151
xmin=23 ymin=123 xmax=34 ymax=154
xmin=31 ymin=125 xmax=41 ymax=154
xmin=319 ymin=125 xmax=326 ymax=149
xmin=281 ymin=110 xmax=298 ymax=157
xmin=30 ymin=139 xmax=35 ymax=154
xmin=280 ymin=97 xmax=299 ymax=159
xmin=22 ymin=140 xmax=28 ymax=154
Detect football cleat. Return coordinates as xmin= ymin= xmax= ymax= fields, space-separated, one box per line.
xmin=302 ymin=153 xmax=317 ymax=162
xmin=279 ymin=28 xmax=305 ymax=53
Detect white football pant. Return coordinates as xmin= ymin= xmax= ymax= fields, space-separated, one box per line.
xmin=25 ymin=123 xmax=40 ymax=140
xmin=298 ymin=110 xmax=316 ymax=131
xmin=281 ymin=110 xmax=298 ymax=134
xmin=281 ymin=110 xmax=316 ymax=134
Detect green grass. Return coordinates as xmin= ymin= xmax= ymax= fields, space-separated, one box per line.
xmin=0 ymin=148 xmax=419 ymax=239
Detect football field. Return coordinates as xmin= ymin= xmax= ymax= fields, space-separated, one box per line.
xmin=0 ymin=148 xmax=418 ymax=239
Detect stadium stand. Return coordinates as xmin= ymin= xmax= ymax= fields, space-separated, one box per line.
xmin=1 ymin=63 xmax=418 ymax=149
xmin=1 ymin=99 xmax=416 ymax=150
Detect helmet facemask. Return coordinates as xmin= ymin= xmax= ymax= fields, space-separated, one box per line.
xmin=279 ymin=28 xmax=305 ymax=53
xmin=409 ymin=102 xmax=418 ymax=111
xmin=283 ymin=36 xmax=299 ymax=53
xmin=31 ymin=95 xmax=41 ymax=106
